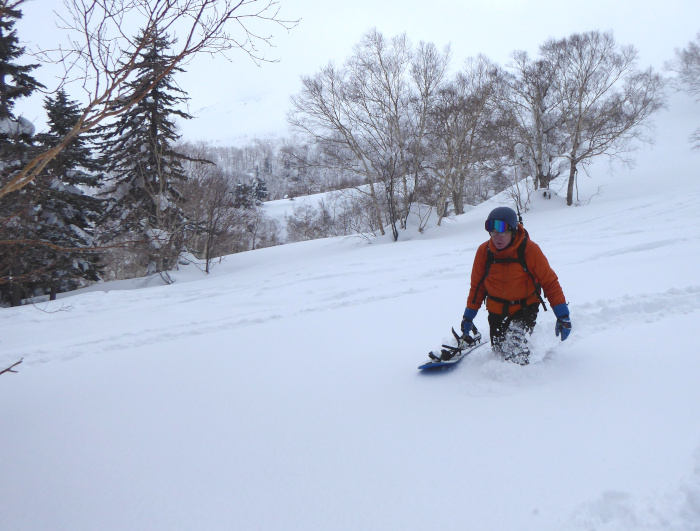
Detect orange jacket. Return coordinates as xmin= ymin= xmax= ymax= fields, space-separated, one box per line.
xmin=466 ymin=225 xmax=566 ymax=316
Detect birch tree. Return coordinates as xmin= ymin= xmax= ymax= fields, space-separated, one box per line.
xmin=426 ymin=55 xmax=501 ymax=223
xmin=501 ymin=51 xmax=565 ymax=190
xmin=667 ymin=32 xmax=700 ymax=148
xmin=542 ymin=31 xmax=665 ymax=205
xmin=289 ymin=29 xmax=449 ymax=240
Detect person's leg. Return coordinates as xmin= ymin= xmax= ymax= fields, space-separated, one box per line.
xmin=488 ymin=311 xmax=509 ymax=355
xmin=488 ymin=304 xmax=539 ymax=365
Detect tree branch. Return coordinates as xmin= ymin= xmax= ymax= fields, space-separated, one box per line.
xmin=0 ymin=0 xmax=298 ymax=199
xmin=0 ymin=359 xmax=23 ymax=376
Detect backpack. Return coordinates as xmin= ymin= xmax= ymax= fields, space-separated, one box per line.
xmin=471 ymin=234 xmax=548 ymax=315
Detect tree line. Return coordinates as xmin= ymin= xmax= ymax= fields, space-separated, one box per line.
xmin=2 ymin=0 xmax=698 ymax=307
xmin=289 ymin=28 xmax=668 ymax=240
xmin=0 ymin=0 xmax=296 ymax=306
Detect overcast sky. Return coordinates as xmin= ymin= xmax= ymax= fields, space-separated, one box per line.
xmin=15 ymin=0 xmax=700 ymax=146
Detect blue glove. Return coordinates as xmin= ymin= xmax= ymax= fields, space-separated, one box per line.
xmin=553 ymin=303 xmax=571 ymax=341
xmin=461 ymin=308 xmax=478 ymax=337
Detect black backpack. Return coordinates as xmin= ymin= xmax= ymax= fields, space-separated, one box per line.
xmin=471 ymin=233 xmax=548 ymax=315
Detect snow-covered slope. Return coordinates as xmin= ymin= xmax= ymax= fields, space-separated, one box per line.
xmin=2 ymin=95 xmax=700 ymax=531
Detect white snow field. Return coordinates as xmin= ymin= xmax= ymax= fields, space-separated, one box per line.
xmin=2 ymin=95 xmax=700 ymax=530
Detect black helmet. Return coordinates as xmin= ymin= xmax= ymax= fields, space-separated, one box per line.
xmin=485 ymin=206 xmax=518 ymax=233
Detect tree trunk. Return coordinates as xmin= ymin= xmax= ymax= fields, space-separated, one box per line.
xmin=566 ymin=162 xmax=577 ymax=206
xmin=10 ymin=282 xmax=22 ymax=307
xmin=367 ymin=181 xmax=385 ymax=236
xmin=452 ymin=188 xmax=465 ymax=216
xmin=386 ymin=177 xmax=399 ymax=241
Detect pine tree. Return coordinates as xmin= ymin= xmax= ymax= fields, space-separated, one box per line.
xmin=252 ymin=177 xmax=269 ymax=204
xmin=0 ymin=0 xmax=42 ymax=120
xmin=28 ymin=89 xmax=105 ymax=298
xmin=99 ymin=29 xmax=192 ymax=276
xmin=0 ymin=0 xmax=45 ymax=306
xmin=233 ymin=180 xmax=255 ymax=209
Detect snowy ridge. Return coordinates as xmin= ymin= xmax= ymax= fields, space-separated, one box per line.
xmin=2 ymin=100 xmax=700 ymax=529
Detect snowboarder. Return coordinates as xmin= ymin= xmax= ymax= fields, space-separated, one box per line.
xmin=461 ymin=206 xmax=571 ymax=365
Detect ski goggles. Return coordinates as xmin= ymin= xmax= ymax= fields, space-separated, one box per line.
xmin=485 ymin=219 xmax=511 ymax=233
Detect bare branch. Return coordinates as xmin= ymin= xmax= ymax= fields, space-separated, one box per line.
xmin=0 ymin=359 xmax=23 ymax=376
xmin=1 ymin=0 xmax=298 ymax=198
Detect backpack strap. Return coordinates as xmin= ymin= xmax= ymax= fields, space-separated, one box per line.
xmin=516 ymin=235 xmax=548 ymax=312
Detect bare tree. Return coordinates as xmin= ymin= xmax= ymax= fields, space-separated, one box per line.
xmin=177 ymin=146 xmax=244 ymax=273
xmin=289 ymin=29 xmax=449 ymax=241
xmin=0 ymin=0 xmax=297 ymax=199
xmin=402 ymin=39 xmax=450 ymax=227
xmin=186 ymin=167 xmax=239 ymax=273
xmin=541 ymin=31 xmax=665 ymax=205
xmin=667 ymin=32 xmax=700 ymax=148
xmin=501 ymin=51 xmax=566 ymax=190
xmin=177 ymin=142 xmax=282 ymax=271
xmin=426 ymin=55 xmax=502 ymax=223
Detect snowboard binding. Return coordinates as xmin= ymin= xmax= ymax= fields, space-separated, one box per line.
xmin=428 ymin=324 xmax=482 ymax=362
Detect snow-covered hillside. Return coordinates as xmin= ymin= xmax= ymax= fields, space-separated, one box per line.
xmin=2 ymin=94 xmax=700 ymax=531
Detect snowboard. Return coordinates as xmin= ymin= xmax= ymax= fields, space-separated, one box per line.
xmin=418 ymin=326 xmax=486 ymax=371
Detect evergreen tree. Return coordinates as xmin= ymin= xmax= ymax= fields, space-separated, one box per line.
xmin=99 ymin=29 xmax=192 ymax=276
xmin=233 ymin=180 xmax=255 ymax=209
xmin=252 ymin=177 xmax=268 ymax=203
xmin=0 ymin=0 xmax=45 ymax=306
xmin=0 ymin=0 xmax=42 ymax=120
xmin=27 ymin=89 xmax=106 ymax=298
